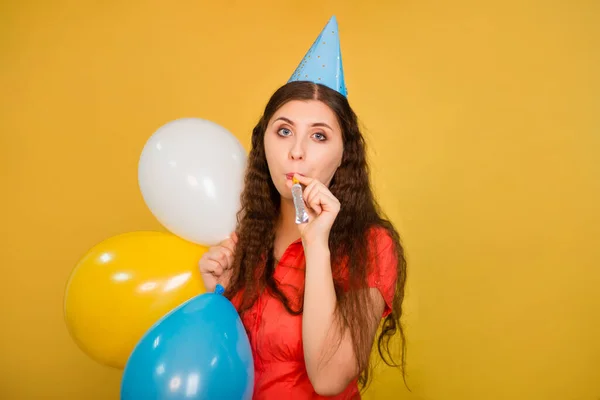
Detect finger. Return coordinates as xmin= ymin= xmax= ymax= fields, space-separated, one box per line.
xmin=309 ymin=201 xmax=323 ymax=215
xmin=302 ymin=179 xmax=325 ymax=199
xmin=287 ymin=175 xmax=312 ymax=191
xmin=301 ymin=180 xmax=320 ymax=204
xmin=220 ymin=237 xmax=236 ymax=255
xmin=314 ymin=187 xmax=337 ymax=203
xmin=223 ymin=232 xmax=238 ymax=247
xmin=216 ymin=248 xmax=233 ymax=270
xmin=216 ymin=267 xmax=233 ymax=286
xmin=317 ymin=190 xmax=340 ymax=212
xmin=202 ymin=259 xmax=224 ymax=277
xmin=306 ymin=183 xmax=336 ymax=210
xmin=305 ymin=186 xmax=322 ymax=214
xmin=306 ymin=190 xmax=324 ymax=215
xmin=205 ymin=249 xmax=229 ymax=270
xmin=219 ymin=245 xmax=234 ymax=269
xmin=293 ymin=173 xmax=316 ymax=187
xmin=312 ymin=189 xmax=341 ymax=215
xmin=305 ymin=184 xmax=323 ymax=207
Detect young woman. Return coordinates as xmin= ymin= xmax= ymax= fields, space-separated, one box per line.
xmin=198 ymin=80 xmax=407 ymax=399
xmin=199 ymin=16 xmax=407 ymax=399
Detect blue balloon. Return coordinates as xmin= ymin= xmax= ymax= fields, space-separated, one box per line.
xmin=121 ymin=286 xmax=254 ymax=399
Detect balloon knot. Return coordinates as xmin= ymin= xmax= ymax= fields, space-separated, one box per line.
xmin=214 ymin=284 xmax=225 ymax=295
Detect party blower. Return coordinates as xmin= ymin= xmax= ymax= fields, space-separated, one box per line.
xmin=121 ymin=284 xmax=254 ymax=399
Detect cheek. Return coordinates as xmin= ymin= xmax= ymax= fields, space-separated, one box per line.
xmin=264 ymin=137 xmax=279 ymax=169
xmin=316 ymin=150 xmax=343 ymax=183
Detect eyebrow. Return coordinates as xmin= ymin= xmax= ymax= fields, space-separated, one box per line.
xmin=273 ymin=116 xmax=333 ymax=131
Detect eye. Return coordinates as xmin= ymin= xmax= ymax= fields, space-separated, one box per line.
xmin=312 ymin=132 xmax=327 ymax=141
xmin=277 ymin=127 xmax=292 ymax=137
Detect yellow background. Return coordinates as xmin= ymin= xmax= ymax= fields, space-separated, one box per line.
xmin=2 ymin=1 xmax=599 ymax=399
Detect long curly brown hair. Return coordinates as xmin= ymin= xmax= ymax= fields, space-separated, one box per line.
xmin=226 ymin=80 xmax=408 ymax=390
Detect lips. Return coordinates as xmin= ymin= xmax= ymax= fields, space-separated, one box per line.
xmin=285 ymin=172 xmax=305 ymax=180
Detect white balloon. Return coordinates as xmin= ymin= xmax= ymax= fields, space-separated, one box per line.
xmin=138 ymin=118 xmax=247 ymax=246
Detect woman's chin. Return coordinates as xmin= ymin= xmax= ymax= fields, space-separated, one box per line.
xmin=277 ymin=190 xmax=293 ymax=201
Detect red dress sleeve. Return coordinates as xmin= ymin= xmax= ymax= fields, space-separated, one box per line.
xmin=366 ymin=227 xmax=398 ymax=318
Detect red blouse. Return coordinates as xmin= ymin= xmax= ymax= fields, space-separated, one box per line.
xmin=231 ymin=227 xmax=398 ymax=399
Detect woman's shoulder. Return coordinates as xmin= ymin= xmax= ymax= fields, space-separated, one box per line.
xmin=334 ymin=224 xmax=396 ymax=280
xmin=365 ymin=224 xmax=395 ymax=254
xmin=365 ymin=224 xmax=398 ymax=317
xmin=364 ymin=224 xmax=398 ymax=283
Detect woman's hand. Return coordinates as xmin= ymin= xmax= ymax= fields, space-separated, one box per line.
xmin=287 ymin=174 xmax=340 ymax=248
xmin=198 ymin=232 xmax=237 ymax=292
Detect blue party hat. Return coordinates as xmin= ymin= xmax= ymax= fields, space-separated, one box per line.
xmin=288 ymin=16 xmax=347 ymax=97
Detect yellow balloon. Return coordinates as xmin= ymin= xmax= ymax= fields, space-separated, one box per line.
xmin=64 ymin=231 xmax=207 ymax=369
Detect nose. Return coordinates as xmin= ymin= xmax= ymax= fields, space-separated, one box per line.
xmin=289 ymin=136 xmax=305 ymax=160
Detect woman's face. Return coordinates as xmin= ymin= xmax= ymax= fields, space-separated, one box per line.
xmin=264 ymin=99 xmax=344 ymax=201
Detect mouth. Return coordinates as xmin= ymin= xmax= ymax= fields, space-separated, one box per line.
xmin=285 ymin=172 xmax=305 ymax=180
